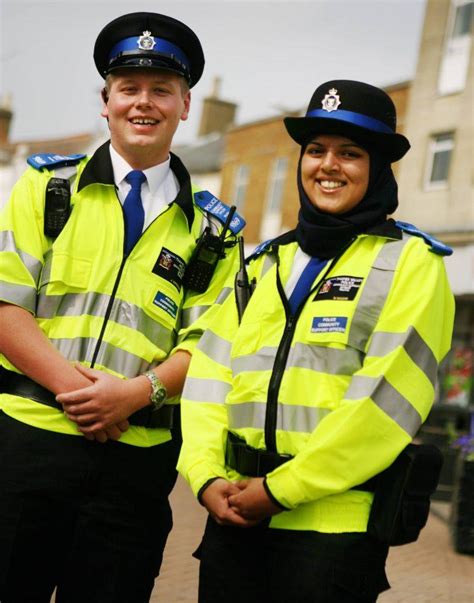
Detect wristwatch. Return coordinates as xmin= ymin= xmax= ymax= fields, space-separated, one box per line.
xmin=143 ymin=371 xmax=167 ymax=411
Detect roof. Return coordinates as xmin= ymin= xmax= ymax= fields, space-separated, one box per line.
xmin=172 ymin=133 xmax=225 ymax=174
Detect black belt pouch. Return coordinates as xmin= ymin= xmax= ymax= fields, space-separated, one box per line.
xmin=367 ymin=443 xmax=443 ymax=546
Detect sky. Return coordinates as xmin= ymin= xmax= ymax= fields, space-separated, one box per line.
xmin=0 ymin=0 xmax=428 ymax=146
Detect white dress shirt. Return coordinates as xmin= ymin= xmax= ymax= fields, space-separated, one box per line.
xmin=109 ymin=144 xmax=180 ymax=231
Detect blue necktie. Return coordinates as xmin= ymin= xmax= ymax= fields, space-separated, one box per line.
xmin=288 ymin=257 xmax=328 ymax=315
xmin=123 ymin=170 xmax=146 ymax=255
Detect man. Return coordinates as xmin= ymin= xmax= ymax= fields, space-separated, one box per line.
xmin=0 ymin=12 xmax=243 ymax=603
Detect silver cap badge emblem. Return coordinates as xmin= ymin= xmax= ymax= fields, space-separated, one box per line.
xmin=321 ymin=88 xmax=341 ymax=112
xmin=137 ymin=31 xmax=156 ymax=51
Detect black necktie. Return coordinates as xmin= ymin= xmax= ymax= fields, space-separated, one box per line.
xmin=123 ymin=170 xmax=146 ymax=255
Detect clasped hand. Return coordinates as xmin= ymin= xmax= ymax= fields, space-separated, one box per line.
xmin=56 ymin=364 xmax=136 ymax=443
xmin=201 ymin=477 xmax=282 ymax=528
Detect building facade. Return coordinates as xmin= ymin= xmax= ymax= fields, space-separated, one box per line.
xmin=397 ymin=0 xmax=473 ymax=413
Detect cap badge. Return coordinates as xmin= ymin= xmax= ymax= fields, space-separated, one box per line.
xmin=321 ymin=88 xmax=341 ymax=113
xmin=137 ymin=31 xmax=156 ymax=51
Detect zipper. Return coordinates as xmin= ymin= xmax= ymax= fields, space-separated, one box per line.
xmin=89 ymin=197 xmax=185 ymax=369
xmin=264 ymin=239 xmax=356 ymax=453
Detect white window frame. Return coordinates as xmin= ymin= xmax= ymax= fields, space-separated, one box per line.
xmin=232 ymin=164 xmax=249 ymax=210
xmin=438 ymin=0 xmax=473 ymax=95
xmin=260 ymin=157 xmax=289 ymax=241
xmin=424 ymin=133 xmax=455 ymax=191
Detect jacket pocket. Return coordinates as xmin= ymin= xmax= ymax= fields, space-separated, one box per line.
xmin=39 ymin=251 xmax=92 ymax=291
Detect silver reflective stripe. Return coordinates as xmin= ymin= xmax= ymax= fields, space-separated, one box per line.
xmin=182 ymin=305 xmax=209 ymax=327
xmin=0 ymin=231 xmax=43 ymax=284
xmin=0 ymin=281 xmax=37 ymax=313
xmin=348 ymin=237 xmax=410 ymax=352
xmin=51 ymin=337 xmax=154 ymax=378
xmin=345 ymin=375 xmax=422 ymax=436
xmin=261 ymin=253 xmax=277 ymax=278
xmin=40 ymin=249 xmax=53 ymax=284
xmin=51 ymin=336 xmax=99 ymax=365
xmin=231 ymin=343 xmax=361 ymax=377
xmin=37 ymin=293 xmax=175 ymax=352
xmin=228 ymin=401 xmax=331 ymax=433
xmin=232 ymin=347 xmax=277 ymax=374
xmin=288 ymin=342 xmax=362 ymax=375
xmin=216 ymin=286 xmax=232 ymax=305
xmin=198 ymin=330 xmax=232 ymax=367
xmin=180 ymin=288 xmax=232 ymax=328
xmin=109 ymin=299 xmax=176 ymax=352
xmin=93 ymin=341 xmax=155 ymax=377
xmin=37 ymin=292 xmax=111 ymax=319
xmin=183 ymin=376 xmax=231 ymax=404
xmin=367 ymin=327 xmax=438 ymax=387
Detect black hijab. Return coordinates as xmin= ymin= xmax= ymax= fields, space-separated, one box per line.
xmin=295 ymin=139 xmax=399 ymax=258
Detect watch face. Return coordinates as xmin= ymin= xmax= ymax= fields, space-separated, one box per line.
xmin=145 ymin=372 xmax=167 ymax=411
xmin=150 ymin=385 xmax=167 ymax=410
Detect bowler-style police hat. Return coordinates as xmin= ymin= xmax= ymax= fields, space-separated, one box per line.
xmin=94 ymin=12 xmax=204 ymax=87
xmin=284 ymin=80 xmax=410 ymax=161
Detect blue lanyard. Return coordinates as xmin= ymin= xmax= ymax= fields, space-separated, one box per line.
xmin=287 ymin=257 xmax=328 ymax=315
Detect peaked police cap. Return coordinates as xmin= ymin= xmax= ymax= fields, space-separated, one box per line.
xmin=94 ymin=12 xmax=204 ymax=87
xmin=284 ymin=80 xmax=410 ymax=162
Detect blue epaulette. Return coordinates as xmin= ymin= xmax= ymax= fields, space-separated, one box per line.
xmin=245 ymin=239 xmax=275 ymax=263
xmin=395 ymin=221 xmax=453 ymax=256
xmin=27 ymin=153 xmax=86 ymax=171
xmin=193 ymin=190 xmax=245 ymax=235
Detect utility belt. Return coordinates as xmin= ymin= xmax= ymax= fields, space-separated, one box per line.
xmin=225 ymin=432 xmax=377 ymax=492
xmin=225 ymin=431 xmax=443 ymax=545
xmin=0 ymin=367 xmax=174 ymax=430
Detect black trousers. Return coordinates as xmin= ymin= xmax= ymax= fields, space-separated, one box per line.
xmin=196 ymin=516 xmax=390 ymax=603
xmin=0 ymin=411 xmax=180 ymax=603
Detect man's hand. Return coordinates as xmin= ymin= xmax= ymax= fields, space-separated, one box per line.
xmin=56 ymin=364 xmax=143 ymax=437
xmin=227 ymin=478 xmax=282 ymax=521
xmin=201 ymin=479 xmax=261 ymax=528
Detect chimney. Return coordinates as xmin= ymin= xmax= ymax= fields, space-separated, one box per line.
xmin=198 ymin=77 xmax=237 ymax=138
xmin=0 ymin=94 xmax=13 ymax=146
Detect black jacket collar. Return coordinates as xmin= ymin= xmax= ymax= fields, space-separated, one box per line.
xmin=77 ymin=141 xmax=195 ymax=229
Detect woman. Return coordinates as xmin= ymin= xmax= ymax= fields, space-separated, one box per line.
xmin=177 ymin=80 xmax=454 ymax=603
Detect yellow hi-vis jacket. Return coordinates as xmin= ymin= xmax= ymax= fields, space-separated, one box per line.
xmin=0 ymin=143 xmax=242 ymax=447
xmin=178 ymin=224 xmax=455 ymax=532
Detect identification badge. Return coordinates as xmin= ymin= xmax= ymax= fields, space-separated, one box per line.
xmin=314 ymin=276 xmax=363 ymax=301
xmin=153 ymin=291 xmax=178 ymax=319
xmin=153 ymin=247 xmax=186 ymax=291
xmin=311 ymin=316 xmax=348 ymax=334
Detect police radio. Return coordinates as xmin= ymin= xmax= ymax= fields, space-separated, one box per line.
xmin=44 ymin=178 xmax=71 ymax=238
xmin=184 ymin=206 xmax=237 ymax=293
xmin=234 ymin=236 xmax=256 ymax=323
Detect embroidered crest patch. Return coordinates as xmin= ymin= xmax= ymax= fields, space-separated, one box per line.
xmin=315 ymin=276 xmax=363 ymax=301
xmin=153 ymin=247 xmax=186 ymax=291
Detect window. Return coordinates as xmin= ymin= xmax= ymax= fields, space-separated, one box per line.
xmin=438 ymin=1 xmax=473 ymax=95
xmin=266 ymin=157 xmax=288 ymax=213
xmin=425 ymin=133 xmax=454 ymax=189
xmin=260 ymin=157 xmax=288 ymax=241
xmin=452 ymin=0 xmax=473 ymax=36
xmin=232 ymin=164 xmax=249 ymax=210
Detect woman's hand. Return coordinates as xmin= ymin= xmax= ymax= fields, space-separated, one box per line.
xmin=201 ymin=479 xmax=261 ymax=528
xmin=227 ymin=478 xmax=283 ymax=521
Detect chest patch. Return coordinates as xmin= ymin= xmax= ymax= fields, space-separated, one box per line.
xmin=152 ymin=247 xmax=186 ymax=291
xmin=314 ymin=276 xmax=363 ymax=301
xmin=153 ymin=291 xmax=178 ymax=320
xmin=311 ymin=316 xmax=348 ymax=334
